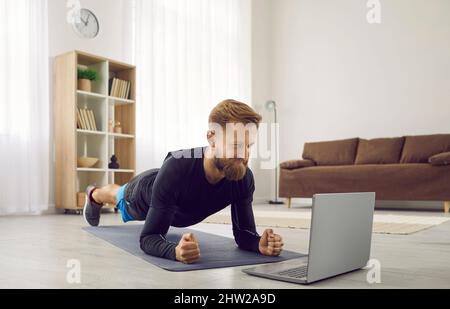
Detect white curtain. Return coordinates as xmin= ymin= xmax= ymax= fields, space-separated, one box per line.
xmin=133 ymin=0 xmax=252 ymax=171
xmin=0 ymin=0 xmax=50 ymax=214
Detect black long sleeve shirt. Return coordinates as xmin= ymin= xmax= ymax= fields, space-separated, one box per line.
xmin=134 ymin=147 xmax=261 ymax=261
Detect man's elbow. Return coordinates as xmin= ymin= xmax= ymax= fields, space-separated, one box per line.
xmin=235 ymin=242 xmax=246 ymax=251
xmin=139 ymin=236 xmax=149 ymax=253
xmin=233 ymin=232 xmax=261 ymax=253
xmin=139 ymin=235 xmax=157 ymax=254
xmin=233 ymin=236 xmax=250 ymax=251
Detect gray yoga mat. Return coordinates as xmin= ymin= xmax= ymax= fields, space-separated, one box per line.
xmin=83 ymin=224 xmax=305 ymax=271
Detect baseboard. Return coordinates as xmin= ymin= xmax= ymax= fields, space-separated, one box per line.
xmin=253 ymin=197 xmax=444 ymax=211
xmin=253 ymin=197 xmax=312 ymax=206
xmin=375 ymin=200 xmax=443 ymax=211
xmin=40 ymin=204 xmax=58 ymax=215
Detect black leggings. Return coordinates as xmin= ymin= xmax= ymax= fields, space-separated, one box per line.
xmin=123 ymin=168 xmax=159 ymax=220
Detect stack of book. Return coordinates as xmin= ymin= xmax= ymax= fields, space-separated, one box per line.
xmin=109 ymin=78 xmax=131 ymax=99
xmin=77 ymin=107 xmax=98 ymax=131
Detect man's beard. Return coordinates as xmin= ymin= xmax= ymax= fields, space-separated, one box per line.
xmin=214 ymin=157 xmax=248 ymax=181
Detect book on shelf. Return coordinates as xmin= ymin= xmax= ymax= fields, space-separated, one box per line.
xmin=76 ymin=107 xmax=98 ymax=131
xmin=109 ymin=77 xmax=131 ymax=99
xmin=110 ymin=78 xmax=117 ymax=97
xmin=89 ymin=109 xmax=97 ymax=131
xmin=80 ymin=108 xmax=90 ymax=130
xmin=125 ymin=80 xmax=131 ymax=99
xmin=118 ymin=79 xmax=123 ymax=98
xmin=121 ymin=80 xmax=127 ymax=98
xmin=80 ymin=108 xmax=88 ymax=130
xmin=88 ymin=109 xmax=97 ymax=131
xmin=76 ymin=108 xmax=82 ymax=129
xmin=119 ymin=80 xmax=124 ymax=98
xmin=115 ymin=79 xmax=121 ymax=98
xmin=89 ymin=110 xmax=94 ymax=130
xmin=93 ymin=110 xmax=98 ymax=130
xmin=78 ymin=108 xmax=86 ymax=130
xmin=108 ymin=78 xmax=113 ymax=95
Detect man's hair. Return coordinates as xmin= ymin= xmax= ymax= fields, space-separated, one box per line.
xmin=208 ymin=99 xmax=262 ymax=128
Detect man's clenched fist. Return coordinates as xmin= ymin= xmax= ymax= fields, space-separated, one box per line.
xmin=259 ymin=229 xmax=284 ymax=256
xmin=175 ymin=233 xmax=201 ymax=264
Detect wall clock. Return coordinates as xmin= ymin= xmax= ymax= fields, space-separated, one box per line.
xmin=72 ymin=8 xmax=99 ymax=39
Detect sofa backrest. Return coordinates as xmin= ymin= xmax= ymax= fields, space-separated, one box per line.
xmin=302 ymin=138 xmax=359 ymax=166
xmin=355 ymin=137 xmax=405 ymax=164
xmin=400 ymin=134 xmax=450 ymax=163
xmin=302 ymin=134 xmax=450 ymax=166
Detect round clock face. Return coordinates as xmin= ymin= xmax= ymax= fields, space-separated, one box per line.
xmin=72 ymin=8 xmax=99 ymax=39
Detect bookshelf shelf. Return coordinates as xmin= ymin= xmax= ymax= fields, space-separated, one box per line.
xmin=108 ymin=132 xmax=135 ymax=139
xmin=108 ymin=169 xmax=135 ymax=173
xmin=54 ymin=50 xmax=136 ymax=211
xmin=108 ymin=96 xmax=135 ymax=105
xmin=77 ymin=90 xmax=106 ymax=100
xmin=77 ymin=129 xmax=107 ymax=136
xmin=77 ymin=168 xmax=107 ymax=172
xmin=76 ymin=168 xmax=136 ymax=173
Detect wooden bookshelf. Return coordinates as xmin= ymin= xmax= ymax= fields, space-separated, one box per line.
xmin=54 ymin=50 xmax=136 ymax=213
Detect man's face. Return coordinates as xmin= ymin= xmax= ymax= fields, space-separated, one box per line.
xmin=211 ymin=123 xmax=257 ymax=181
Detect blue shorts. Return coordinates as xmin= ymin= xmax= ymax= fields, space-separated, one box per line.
xmin=116 ymin=183 xmax=135 ymax=223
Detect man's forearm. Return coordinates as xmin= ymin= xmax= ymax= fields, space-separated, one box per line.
xmin=233 ymin=229 xmax=261 ymax=253
xmin=140 ymin=234 xmax=178 ymax=260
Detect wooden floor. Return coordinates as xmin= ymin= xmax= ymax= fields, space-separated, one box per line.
xmin=0 ymin=204 xmax=449 ymax=288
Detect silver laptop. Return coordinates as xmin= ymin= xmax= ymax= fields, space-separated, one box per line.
xmin=242 ymin=192 xmax=375 ymax=284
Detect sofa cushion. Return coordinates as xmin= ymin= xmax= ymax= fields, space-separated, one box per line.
xmin=355 ymin=137 xmax=405 ymax=164
xmin=302 ymin=138 xmax=359 ymax=166
xmin=429 ymin=152 xmax=450 ymax=166
xmin=280 ymin=159 xmax=315 ymax=170
xmin=400 ymin=134 xmax=450 ymax=163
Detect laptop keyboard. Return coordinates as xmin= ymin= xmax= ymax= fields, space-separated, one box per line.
xmin=277 ymin=265 xmax=308 ymax=278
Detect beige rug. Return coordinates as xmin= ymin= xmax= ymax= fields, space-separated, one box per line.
xmin=202 ymin=210 xmax=450 ymax=235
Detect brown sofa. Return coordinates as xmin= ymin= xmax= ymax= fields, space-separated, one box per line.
xmin=279 ymin=134 xmax=450 ymax=212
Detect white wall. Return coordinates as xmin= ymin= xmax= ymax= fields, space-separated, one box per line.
xmin=251 ymin=0 xmax=450 ymax=202
xmin=273 ymin=0 xmax=450 ymax=161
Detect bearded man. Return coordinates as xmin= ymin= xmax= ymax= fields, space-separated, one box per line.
xmin=83 ymin=99 xmax=284 ymax=264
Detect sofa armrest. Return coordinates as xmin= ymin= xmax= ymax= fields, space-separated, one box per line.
xmin=280 ymin=159 xmax=315 ymax=170
xmin=429 ymin=152 xmax=450 ymax=166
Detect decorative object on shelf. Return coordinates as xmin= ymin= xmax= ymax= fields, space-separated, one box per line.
xmin=70 ymin=8 xmax=100 ymax=39
xmin=108 ymin=119 xmax=114 ymax=132
xmin=108 ymin=155 xmax=120 ymax=169
xmin=77 ymin=156 xmax=99 ymax=168
xmin=113 ymin=121 xmax=122 ymax=134
xmin=77 ymin=68 xmax=97 ymax=92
